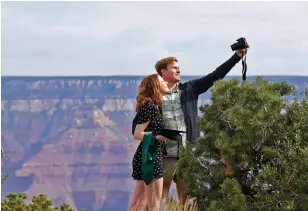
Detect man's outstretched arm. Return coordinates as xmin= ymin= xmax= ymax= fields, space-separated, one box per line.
xmin=189 ymin=52 xmax=243 ymax=96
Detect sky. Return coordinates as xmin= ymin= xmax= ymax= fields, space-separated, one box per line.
xmin=1 ymin=1 xmax=308 ymax=76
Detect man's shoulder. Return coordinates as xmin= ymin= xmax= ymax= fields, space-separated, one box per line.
xmin=179 ymin=80 xmax=193 ymax=90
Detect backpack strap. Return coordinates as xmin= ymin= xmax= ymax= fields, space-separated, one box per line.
xmin=132 ymin=111 xmax=140 ymax=135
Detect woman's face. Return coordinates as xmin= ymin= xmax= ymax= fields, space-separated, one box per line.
xmin=158 ymin=75 xmax=169 ymax=94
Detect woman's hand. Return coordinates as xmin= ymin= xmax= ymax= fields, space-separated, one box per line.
xmin=155 ymin=135 xmax=168 ymax=141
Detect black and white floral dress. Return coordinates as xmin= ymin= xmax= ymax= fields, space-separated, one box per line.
xmin=132 ymin=101 xmax=164 ymax=180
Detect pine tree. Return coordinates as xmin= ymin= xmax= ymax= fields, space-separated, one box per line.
xmin=1 ymin=192 xmax=86 ymax=211
xmin=178 ymin=77 xmax=308 ymax=211
xmin=1 ymin=151 xmax=85 ymax=211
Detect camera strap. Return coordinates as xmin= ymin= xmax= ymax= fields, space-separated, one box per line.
xmin=241 ymin=49 xmax=248 ymax=83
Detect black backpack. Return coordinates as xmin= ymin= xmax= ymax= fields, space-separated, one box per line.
xmin=131 ymin=104 xmax=159 ymax=136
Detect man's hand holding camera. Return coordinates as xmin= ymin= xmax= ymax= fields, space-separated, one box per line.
xmin=231 ymin=37 xmax=249 ymax=57
xmin=236 ymin=48 xmax=248 ymax=57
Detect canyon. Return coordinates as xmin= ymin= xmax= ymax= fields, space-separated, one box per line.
xmin=1 ymin=75 xmax=307 ymax=211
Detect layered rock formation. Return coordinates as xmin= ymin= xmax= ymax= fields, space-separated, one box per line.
xmin=1 ymin=76 xmax=306 ymax=211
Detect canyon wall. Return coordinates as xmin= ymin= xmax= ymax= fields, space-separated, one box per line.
xmin=1 ymin=76 xmax=307 ymax=211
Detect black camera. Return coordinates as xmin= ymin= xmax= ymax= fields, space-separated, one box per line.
xmin=231 ymin=37 xmax=249 ymax=51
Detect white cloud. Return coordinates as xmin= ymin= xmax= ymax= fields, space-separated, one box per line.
xmin=1 ymin=1 xmax=308 ymax=76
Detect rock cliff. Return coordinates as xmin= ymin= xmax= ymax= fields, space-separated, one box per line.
xmin=1 ymin=76 xmax=306 ymax=211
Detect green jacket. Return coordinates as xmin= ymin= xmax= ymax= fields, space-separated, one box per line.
xmin=141 ymin=133 xmax=157 ymax=185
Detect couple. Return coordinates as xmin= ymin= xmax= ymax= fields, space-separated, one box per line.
xmin=129 ymin=47 xmax=248 ymax=211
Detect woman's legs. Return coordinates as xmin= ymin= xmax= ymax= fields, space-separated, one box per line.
xmin=128 ymin=180 xmax=147 ymax=211
xmin=145 ymin=178 xmax=163 ymax=211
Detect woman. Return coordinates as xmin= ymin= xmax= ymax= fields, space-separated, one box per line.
xmin=128 ymin=73 xmax=169 ymax=211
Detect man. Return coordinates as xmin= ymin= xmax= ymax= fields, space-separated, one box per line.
xmin=156 ymin=48 xmax=248 ymax=204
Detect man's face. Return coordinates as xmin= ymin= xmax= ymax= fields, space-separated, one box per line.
xmin=161 ymin=61 xmax=181 ymax=83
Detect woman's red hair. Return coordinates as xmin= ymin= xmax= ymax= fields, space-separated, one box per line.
xmin=136 ymin=74 xmax=162 ymax=112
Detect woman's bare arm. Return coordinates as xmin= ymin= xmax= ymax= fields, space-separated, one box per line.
xmin=133 ymin=122 xmax=168 ymax=141
xmin=133 ymin=121 xmax=151 ymax=141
